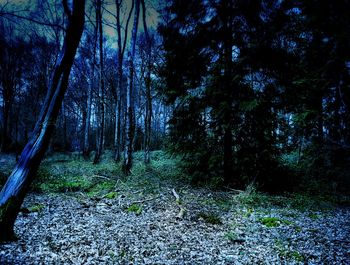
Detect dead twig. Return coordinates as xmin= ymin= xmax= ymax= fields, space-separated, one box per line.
xmin=131 ymin=196 xmax=159 ymax=205
xmin=172 ymin=188 xmax=186 ymax=219
xmin=92 ymin=174 xmax=111 ymax=180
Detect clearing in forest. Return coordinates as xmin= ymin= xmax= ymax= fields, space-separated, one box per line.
xmin=0 ymin=151 xmax=349 ymax=264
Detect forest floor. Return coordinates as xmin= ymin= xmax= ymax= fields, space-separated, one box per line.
xmin=0 ymin=151 xmax=349 ymax=264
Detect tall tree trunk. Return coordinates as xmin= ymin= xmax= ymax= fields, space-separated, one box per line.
xmin=62 ymin=102 xmax=68 ymax=150
xmin=0 ymin=0 xmax=85 ymax=241
xmin=222 ymin=0 xmax=233 ymax=184
xmin=333 ymin=85 xmax=341 ymax=142
xmin=141 ymin=0 xmax=152 ymax=164
xmin=114 ymin=0 xmax=134 ymax=162
xmin=1 ymin=100 xmax=10 ymax=152
xmin=1 ymin=80 xmax=14 ymax=152
xmin=83 ymin=25 xmax=97 ymax=159
xmin=316 ymin=94 xmax=324 ymax=145
xmin=114 ymin=0 xmax=123 ymax=162
xmin=339 ymin=80 xmax=350 ymax=144
xmin=163 ymin=105 xmax=167 ymax=134
xmin=144 ymin=62 xmax=152 ymax=163
xmin=93 ymin=0 xmax=105 ymax=164
xmin=123 ymin=0 xmax=140 ymax=173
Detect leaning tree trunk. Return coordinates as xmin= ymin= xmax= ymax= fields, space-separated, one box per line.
xmin=0 ymin=0 xmax=85 ymax=241
xmin=123 ymin=0 xmax=140 ymax=173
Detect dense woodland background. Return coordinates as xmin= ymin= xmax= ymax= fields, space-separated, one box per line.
xmin=0 ymin=0 xmax=349 ymax=194
xmin=0 ymin=0 xmax=349 ymax=263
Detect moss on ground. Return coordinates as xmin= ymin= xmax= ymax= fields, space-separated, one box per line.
xmin=104 ymin=191 xmax=118 ymax=199
xmin=126 ymin=204 xmax=142 ymax=215
xmin=28 ymin=203 xmax=44 ymax=212
xmin=259 ymin=217 xmax=293 ymax=228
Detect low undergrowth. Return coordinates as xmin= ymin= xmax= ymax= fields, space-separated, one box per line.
xmin=0 ymin=151 xmax=348 ymax=211
xmin=259 ymin=217 xmax=293 ymax=228
xmin=26 ymin=150 xmax=186 ymax=198
xmin=235 ymin=184 xmax=349 ymax=212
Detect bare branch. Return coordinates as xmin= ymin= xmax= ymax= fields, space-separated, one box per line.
xmin=62 ymin=0 xmax=72 ymax=18
xmin=0 ymin=12 xmax=66 ymax=31
xmin=122 ymin=0 xmax=134 ymax=57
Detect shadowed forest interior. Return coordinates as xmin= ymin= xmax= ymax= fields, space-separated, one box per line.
xmin=0 ymin=0 xmax=349 ymax=264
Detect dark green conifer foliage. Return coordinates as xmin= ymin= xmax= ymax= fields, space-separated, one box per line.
xmin=159 ymin=0 xmax=350 ymax=191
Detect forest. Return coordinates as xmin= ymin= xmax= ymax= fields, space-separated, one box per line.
xmin=0 ymin=0 xmax=349 ymax=264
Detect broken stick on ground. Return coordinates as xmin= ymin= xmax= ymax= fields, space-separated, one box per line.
xmin=172 ymin=188 xmax=186 ymax=219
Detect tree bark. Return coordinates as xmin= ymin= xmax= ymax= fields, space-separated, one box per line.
xmin=114 ymin=0 xmax=134 ymax=162
xmin=0 ymin=0 xmax=85 ymax=241
xmin=123 ymin=0 xmax=140 ymax=173
xmin=141 ymin=0 xmax=152 ymax=164
xmin=0 ymin=53 xmax=16 ymax=152
xmin=83 ymin=23 xmax=97 ymax=159
xmin=93 ymin=0 xmax=105 ymax=164
xmin=222 ymin=0 xmax=233 ymax=184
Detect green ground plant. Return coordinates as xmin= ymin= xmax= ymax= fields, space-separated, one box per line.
xmin=197 ymin=212 xmax=222 ymax=225
xmin=126 ymin=204 xmax=142 ymax=215
xmin=275 ymin=239 xmax=305 ymax=262
xmin=104 ymin=191 xmax=118 ymax=199
xmin=259 ymin=217 xmax=293 ymax=228
xmin=28 ymin=203 xmax=44 ymax=212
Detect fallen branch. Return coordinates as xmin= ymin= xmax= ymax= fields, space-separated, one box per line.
xmin=226 ymin=188 xmax=244 ymax=193
xmin=172 ymin=189 xmax=186 ymax=219
xmin=92 ymin=174 xmax=111 ymax=180
xmin=172 ymin=188 xmax=180 ymax=203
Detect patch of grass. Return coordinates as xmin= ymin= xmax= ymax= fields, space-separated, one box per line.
xmin=104 ymin=191 xmax=118 ymax=199
xmin=27 ymin=150 xmax=184 ymax=197
xmin=259 ymin=217 xmax=293 ymax=228
xmin=308 ymin=212 xmax=319 ymax=219
xmin=108 ymin=250 xmax=117 ymax=261
xmin=89 ymin=181 xmax=116 ymax=193
xmin=235 ymin=184 xmax=337 ymax=213
xmin=289 ymin=251 xmax=305 ymax=262
xmin=119 ymin=248 xmax=126 ymax=258
xmin=235 ymin=184 xmax=286 ymax=208
xmin=294 ymin=226 xmax=302 ymax=232
xmin=259 ymin=217 xmax=280 ymax=227
xmin=28 ymin=203 xmax=44 ymax=212
xmin=38 ymin=176 xmax=94 ymax=193
xmin=197 ymin=212 xmax=222 ymax=225
xmin=236 ymin=185 xmax=265 ymax=207
xmin=214 ymin=198 xmax=232 ymax=211
xmin=126 ymin=204 xmax=142 ymax=215
xmin=244 ymin=207 xmax=254 ymax=218
xmin=275 ymin=239 xmax=305 ymax=262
